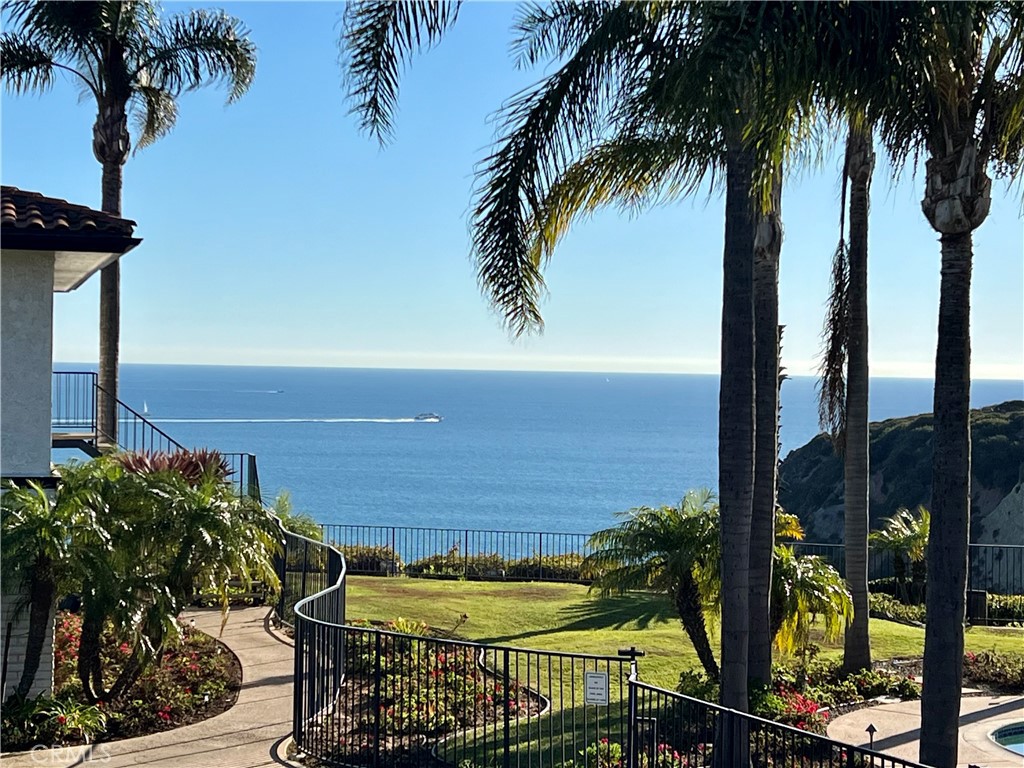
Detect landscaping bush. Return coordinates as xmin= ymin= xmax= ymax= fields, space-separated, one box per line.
xmin=962 ymin=650 xmax=1024 ymax=693
xmin=405 ymin=547 xmax=506 ymax=579
xmin=869 ymin=593 xmax=925 ymax=625
xmin=506 ymin=553 xmax=590 ymax=581
xmin=1 ymin=612 xmax=240 ymax=750
xmin=987 ymin=594 xmax=1024 ymax=623
xmin=338 ymin=544 xmax=402 ymax=575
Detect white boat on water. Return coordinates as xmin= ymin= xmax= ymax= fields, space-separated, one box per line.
xmin=414 ymin=412 xmax=443 ymax=423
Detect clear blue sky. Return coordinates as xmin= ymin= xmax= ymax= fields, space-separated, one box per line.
xmin=3 ymin=2 xmax=1022 ymax=380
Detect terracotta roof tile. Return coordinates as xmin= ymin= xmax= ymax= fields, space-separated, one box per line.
xmin=1 ymin=186 xmax=136 ymax=236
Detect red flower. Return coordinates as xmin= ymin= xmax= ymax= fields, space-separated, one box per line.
xmin=57 ymin=715 xmax=67 ymax=725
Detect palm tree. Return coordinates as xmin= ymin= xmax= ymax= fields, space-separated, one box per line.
xmin=1 ymin=1 xmax=256 ymax=445
xmin=1 ymin=465 xmax=104 ymax=698
xmin=343 ymin=1 xmax=815 ymax=713
xmin=817 ymin=118 xmax=876 ymax=675
xmin=833 ymin=7 xmax=1023 ymax=763
xmin=585 ymin=490 xmax=721 ymax=680
xmin=869 ymin=505 xmax=931 ymax=604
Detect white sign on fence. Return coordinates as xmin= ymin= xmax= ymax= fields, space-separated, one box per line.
xmin=584 ymin=670 xmax=609 ymax=706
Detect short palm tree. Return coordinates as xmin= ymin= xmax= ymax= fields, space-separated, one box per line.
xmin=869 ymin=505 xmax=931 ymax=603
xmin=770 ymin=546 xmax=853 ymax=662
xmin=1 ymin=0 xmax=256 ymax=444
xmin=1 ymin=465 xmax=106 ymax=698
xmin=584 ymin=489 xmax=722 ymax=681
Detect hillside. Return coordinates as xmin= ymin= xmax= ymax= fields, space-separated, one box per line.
xmin=778 ymin=400 xmax=1024 ymax=544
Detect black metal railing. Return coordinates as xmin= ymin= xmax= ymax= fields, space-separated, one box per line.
xmin=293 ymin=620 xmax=636 ymax=768
xmin=279 ymin=529 xmax=346 ymax=629
xmin=51 ymin=372 xmax=262 ymax=502
xmin=627 ymin=679 xmax=928 ymax=768
xmin=322 ymin=524 xmax=594 ymax=582
xmin=323 ymin=523 xmax=1024 ymax=595
xmin=51 ymin=371 xmax=98 ymax=432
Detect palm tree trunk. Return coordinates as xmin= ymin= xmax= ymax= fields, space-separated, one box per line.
xmin=97 ymin=160 xmax=123 ymax=449
xmin=842 ymin=126 xmax=873 ymax=674
xmin=15 ymin=569 xmax=56 ymax=698
xmin=748 ymin=176 xmax=782 ymax=687
xmin=718 ymin=134 xmax=757 ymax=714
xmin=919 ymin=230 xmax=972 ymax=768
xmin=675 ymin=575 xmax=720 ymax=682
xmin=77 ymin=609 xmax=106 ymax=703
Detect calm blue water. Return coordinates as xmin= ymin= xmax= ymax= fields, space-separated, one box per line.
xmin=54 ymin=364 xmax=1023 ymax=532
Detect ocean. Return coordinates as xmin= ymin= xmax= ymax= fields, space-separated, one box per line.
xmin=55 ymin=364 xmax=1023 ymax=533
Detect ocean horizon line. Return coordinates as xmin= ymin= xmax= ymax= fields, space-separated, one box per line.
xmin=52 ymin=360 xmax=1024 ymax=385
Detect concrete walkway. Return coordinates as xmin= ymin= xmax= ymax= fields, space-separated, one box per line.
xmin=828 ymin=694 xmax=1024 ymax=767
xmin=1 ymin=607 xmax=299 ymax=768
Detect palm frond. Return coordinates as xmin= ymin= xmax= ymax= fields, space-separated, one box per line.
xmin=140 ymin=9 xmax=256 ymax=103
xmin=0 ymin=34 xmax=58 ymax=93
xmin=131 ymin=83 xmax=178 ymax=150
xmin=341 ymin=0 xmax=461 ymax=145
xmin=510 ymin=1 xmax=612 ymax=69
xmin=472 ymin=1 xmax=657 ymax=336
xmin=528 ymin=123 xmax=721 ymax=266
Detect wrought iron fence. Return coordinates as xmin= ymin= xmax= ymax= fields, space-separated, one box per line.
xmin=627 ymin=680 xmax=928 ymax=768
xmin=292 ymin=619 xmax=636 ymax=768
xmin=51 ymin=371 xmax=97 ymax=431
xmin=322 ymin=523 xmax=1024 ymax=595
xmin=290 ymin=616 xmax=929 ymax=768
xmin=279 ymin=529 xmax=346 ymax=629
xmin=322 ymin=524 xmax=593 ymax=582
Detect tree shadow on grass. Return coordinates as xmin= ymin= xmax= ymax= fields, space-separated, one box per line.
xmin=475 ymin=591 xmax=676 ymax=645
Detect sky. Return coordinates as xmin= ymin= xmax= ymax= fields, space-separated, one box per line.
xmin=2 ymin=2 xmax=1023 ymax=380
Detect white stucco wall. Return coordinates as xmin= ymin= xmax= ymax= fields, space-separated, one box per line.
xmin=0 ymin=251 xmax=55 ymax=477
xmin=1 ymin=587 xmax=55 ymax=700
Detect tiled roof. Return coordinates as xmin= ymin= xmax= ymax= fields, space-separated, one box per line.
xmin=1 ymin=186 xmax=136 ymax=236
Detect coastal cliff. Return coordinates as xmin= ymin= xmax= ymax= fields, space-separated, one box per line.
xmin=778 ymin=400 xmax=1024 ymax=544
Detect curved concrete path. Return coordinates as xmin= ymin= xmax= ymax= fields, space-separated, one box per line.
xmin=1 ymin=607 xmax=299 ymax=768
xmin=828 ymin=694 xmax=1024 ymax=768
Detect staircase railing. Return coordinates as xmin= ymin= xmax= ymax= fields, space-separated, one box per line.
xmin=51 ymin=371 xmax=262 ymax=502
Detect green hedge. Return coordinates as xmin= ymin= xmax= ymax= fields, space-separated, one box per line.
xmin=405 ymin=551 xmax=506 ymax=579
xmin=505 ymin=553 xmax=590 ymax=582
xmin=869 ymin=593 xmax=925 ymax=625
xmin=987 ymin=594 xmax=1024 ymax=623
xmin=338 ymin=544 xmax=402 ymax=575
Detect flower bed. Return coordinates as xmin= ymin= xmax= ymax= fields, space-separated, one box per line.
xmin=1 ymin=612 xmax=241 ymax=751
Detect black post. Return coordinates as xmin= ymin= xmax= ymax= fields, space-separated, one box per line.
xmin=373 ymin=630 xmax=382 ymax=768
xmin=275 ymin=533 xmax=287 ymax=623
xmin=293 ymin=615 xmax=305 ymax=747
xmin=625 ymin=678 xmax=638 ymax=768
xmin=503 ymin=648 xmax=511 ymax=768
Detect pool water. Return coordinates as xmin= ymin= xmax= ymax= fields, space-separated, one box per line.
xmin=993 ymin=722 xmax=1024 ymax=756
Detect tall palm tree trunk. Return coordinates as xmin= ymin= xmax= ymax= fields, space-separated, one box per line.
xmin=718 ymin=132 xmax=757 ymax=715
xmin=842 ymin=126 xmax=873 ymax=674
xmin=748 ymin=177 xmax=782 ymax=687
xmin=675 ymin=574 xmax=719 ymax=682
xmin=919 ymin=231 xmax=972 ymax=768
xmin=97 ymin=159 xmax=124 ymax=449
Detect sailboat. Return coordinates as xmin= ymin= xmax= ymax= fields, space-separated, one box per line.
xmin=142 ymin=401 xmax=150 ymax=417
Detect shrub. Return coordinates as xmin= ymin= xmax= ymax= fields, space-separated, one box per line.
xmin=339 ymin=544 xmax=402 ymax=575
xmin=405 ymin=547 xmax=506 ymax=579
xmin=987 ymin=594 xmax=1024 ymax=623
xmin=676 ymin=670 xmax=719 ymax=702
xmin=506 ymin=553 xmax=590 ymax=582
xmin=962 ymin=651 xmax=1024 ymax=693
xmin=869 ymin=593 xmax=925 ymax=625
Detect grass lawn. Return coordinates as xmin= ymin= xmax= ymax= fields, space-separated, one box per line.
xmin=347 ymin=575 xmax=1023 ymax=691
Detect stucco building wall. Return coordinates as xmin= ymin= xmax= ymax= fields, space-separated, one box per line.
xmin=1 ymin=251 xmax=55 ymax=477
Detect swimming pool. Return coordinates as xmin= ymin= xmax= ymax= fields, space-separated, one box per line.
xmin=992 ymin=722 xmax=1024 ymax=756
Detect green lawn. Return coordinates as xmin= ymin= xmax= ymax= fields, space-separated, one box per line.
xmin=347 ymin=575 xmax=1023 ymax=691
